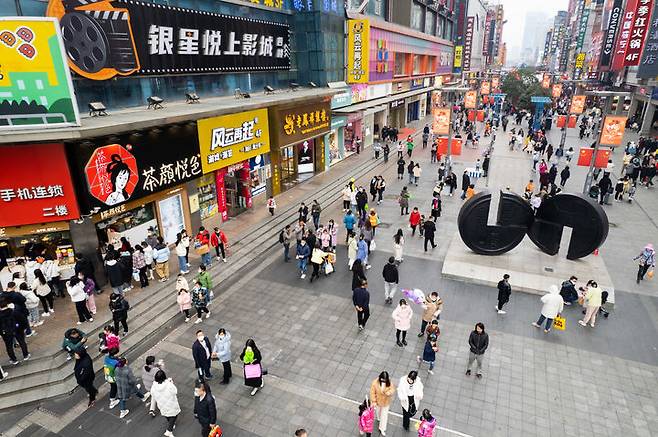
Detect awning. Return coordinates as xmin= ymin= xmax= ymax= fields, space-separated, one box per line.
xmin=333 ymin=87 xmax=434 ymax=114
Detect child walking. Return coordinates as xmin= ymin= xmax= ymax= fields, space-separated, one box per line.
xmin=417 ymin=409 xmax=437 ymax=437
xmin=358 ymin=398 xmax=375 ymax=437
xmin=417 ymin=334 xmax=439 ymax=375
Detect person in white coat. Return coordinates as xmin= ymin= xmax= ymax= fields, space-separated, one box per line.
xmin=397 ymin=371 xmax=424 ymax=431
xmin=532 ymin=285 xmax=564 ymax=333
xmin=149 ymin=370 xmax=181 ymax=437
xmin=67 ymin=277 xmax=93 ymax=325
xmin=392 ymin=299 xmax=413 ymax=347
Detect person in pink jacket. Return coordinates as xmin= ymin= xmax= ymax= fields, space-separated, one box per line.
xmin=358 ymin=398 xmax=375 ymax=437
xmin=417 ymin=409 xmax=437 ymax=437
xmin=176 ymin=289 xmax=192 ymax=323
xmin=392 ymin=298 xmax=413 ymax=347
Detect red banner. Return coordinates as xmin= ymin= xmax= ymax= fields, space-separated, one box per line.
xmin=437 ymin=137 xmax=463 ymax=156
xmin=568 ymin=115 xmax=578 ymax=128
xmin=612 ymin=0 xmax=639 ymax=70
xmin=215 ymin=168 xmax=228 ymax=222
xmin=467 ymin=109 xmax=476 ymax=121
xmin=577 ymin=148 xmax=612 ymax=167
xmin=556 ymin=115 xmax=566 ymax=128
xmin=0 ymin=143 xmax=80 ymax=227
xmin=624 ymin=0 xmax=654 ymax=66
xmin=476 ymin=110 xmax=485 ymax=122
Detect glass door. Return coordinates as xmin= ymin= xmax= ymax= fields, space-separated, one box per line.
xmin=280 ymin=146 xmax=296 ymax=190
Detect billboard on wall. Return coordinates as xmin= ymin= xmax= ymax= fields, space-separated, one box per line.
xmin=611 ymin=0 xmax=638 ymax=70
xmin=638 ymin=2 xmax=658 ymax=78
xmin=347 ymin=19 xmax=370 ymax=84
xmin=570 ymin=95 xmax=586 ymax=114
xmin=0 ymin=17 xmax=80 ymax=130
xmin=600 ymin=116 xmax=627 ymax=145
xmin=600 ymin=0 xmax=623 ymax=68
xmin=46 ymin=0 xmax=290 ymax=80
xmin=463 ymin=17 xmax=474 ymax=71
xmin=623 ymin=0 xmax=654 ymax=66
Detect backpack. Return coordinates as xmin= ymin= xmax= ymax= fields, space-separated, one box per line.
xmin=278 ymin=229 xmax=285 ymax=244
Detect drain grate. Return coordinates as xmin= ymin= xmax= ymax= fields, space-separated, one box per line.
xmin=377 ymin=222 xmax=392 ymax=229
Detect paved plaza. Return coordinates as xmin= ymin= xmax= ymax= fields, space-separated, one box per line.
xmin=2 ymin=121 xmax=658 ymax=437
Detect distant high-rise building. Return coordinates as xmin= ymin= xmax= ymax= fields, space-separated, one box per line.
xmin=521 ymin=11 xmax=550 ymax=66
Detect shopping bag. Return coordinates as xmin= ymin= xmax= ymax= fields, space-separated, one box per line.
xmin=647 ymin=270 xmax=654 ymax=279
xmin=208 ymin=424 xmax=223 ymax=437
xmin=244 ymin=363 xmax=262 ymax=379
xmin=325 ymin=262 xmax=334 ymax=274
xmin=132 ymin=269 xmax=140 ymax=282
xmin=553 ymin=316 xmax=566 ymax=331
xmin=196 ymin=244 xmax=210 ymax=255
xmin=370 ymin=240 xmax=377 ymax=251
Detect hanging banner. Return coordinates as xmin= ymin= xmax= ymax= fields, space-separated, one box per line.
xmin=638 ymin=2 xmax=658 ymax=77
xmin=612 ymin=0 xmax=639 ymax=71
xmin=578 ymin=148 xmax=612 ymax=167
xmin=600 ymin=115 xmax=627 ymax=145
xmin=480 ymin=81 xmax=490 ymax=95
xmin=464 ymin=91 xmax=477 ymax=109
xmin=556 ymin=115 xmax=567 ymax=128
xmin=432 ymin=108 xmax=451 ymax=135
xmin=570 ymin=95 xmax=587 ymax=114
xmin=568 ymin=115 xmax=578 ymax=128
xmin=476 ymin=110 xmax=485 ymax=122
xmin=0 ymin=17 xmax=80 ymax=130
xmin=463 ymin=17 xmax=474 ymax=71
xmin=624 ymin=0 xmax=655 ymax=66
xmin=542 ymin=74 xmax=551 ymax=89
xmin=347 ymin=19 xmax=370 ymax=83
xmin=600 ymin=0 xmax=624 ymax=68
xmin=575 ymin=53 xmax=586 ymax=69
xmin=46 ymin=0 xmax=291 ymax=80
xmin=576 ymin=7 xmax=591 ymax=52
xmin=453 ymin=45 xmax=463 ymax=68
xmin=551 ymin=84 xmax=563 ymax=98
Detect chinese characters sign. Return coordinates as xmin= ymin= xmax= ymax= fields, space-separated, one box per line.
xmin=623 ymin=0 xmax=655 ymax=66
xmin=0 ymin=143 xmax=79 ymax=227
xmin=270 ymin=101 xmax=331 ymax=147
xmin=463 ymin=17 xmax=474 ymax=71
xmin=612 ymin=0 xmax=639 ymax=70
xmin=576 ymin=6 xmax=591 ymax=52
xmin=239 ymin=0 xmax=283 ymax=9
xmin=46 ymin=0 xmax=290 ymax=80
xmin=453 ymin=45 xmax=463 ymax=69
xmin=347 ymin=20 xmax=370 ymax=84
xmin=569 ymin=95 xmax=586 ymax=114
xmin=0 ymin=18 xmax=79 ymax=130
xmin=637 ymin=2 xmax=658 ymax=78
xmin=600 ymin=116 xmax=627 ymax=146
xmin=575 ymin=53 xmax=586 ymax=69
xmin=600 ymin=0 xmax=623 ymax=68
xmin=197 ymin=109 xmax=271 ymax=174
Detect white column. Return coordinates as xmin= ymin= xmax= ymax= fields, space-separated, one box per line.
xmin=639 ymin=102 xmax=656 ymax=136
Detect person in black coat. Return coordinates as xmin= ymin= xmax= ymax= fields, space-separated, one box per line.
xmin=192 ymin=330 xmax=213 ymax=380
xmin=194 ymin=381 xmax=217 ymax=437
xmin=466 ymin=322 xmax=489 ymax=378
xmin=74 ymin=348 xmax=97 ymax=407
xmin=105 ymin=254 xmax=124 ymax=294
xmin=560 ymin=166 xmax=570 ymax=187
xmin=2 ymin=283 xmax=27 ymax=316
xmin=109 ymin=292 xmax=130 ymax=336
xmin=382 ymin=257 xmax=398 ymax=305
xmin=496 ymin=274 xmax=511 ymax=314
xmin=597 ymin=174 xmax=613 ymax=205
xmin=355 ymin=188 xmax=368 ymax=219
xmin=560 ymin=276 xmax=579 ymax=305
xmin=75 ymin=254 xmax=99 ymax=292
xmin=352 ymin=280 xmax=370 ymax=330
xmin=0 ymin=297 xmax=30 ymax=364
xmin=461 ymin=171 xmax=471 ymax=199
xmin=351 ymin=259 xmax=367 ymax=291
xmin=397 ymin=158 xmax=406 ymax=180
xmin=422 ymin=220 xmax=437 ymax=252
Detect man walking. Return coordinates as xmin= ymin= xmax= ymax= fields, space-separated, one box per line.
xmin=461 ymin=170 xmax=471 ymax=200
xmin=496 ymin=274 xmax=511 ymax=314
xmin=192 ymin=330 xmax=213 ymax=380
xmin=465 ymin=322 xmax=488 ymax=379
xmin=0 ymin=297 xmax=30 ymax=364
xmin=382 ymin=257 xmax=399 ymax=305
xmin=422 ymin=219 xmax=437 ymax=252
xmin=352 ymin=279 xmax=370 ymax=331
xmin=343 ymin=210 xmax=356 ymax=243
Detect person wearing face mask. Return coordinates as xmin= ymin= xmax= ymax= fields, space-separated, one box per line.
xmin=193 ymin=381 xmax=217 ymax=437
xmin=296 ymin=239 xmax=310 ymax=279
xmin=240 ymin=338 xmax=264 ymax=396
xmin=192 ymin=330 xmax=213 ymax=380
xmin=212 ymin=328 xmax=232 ymax=384
xmin=397 ymin=370 xmax=424 ymax=431
xmin=369 ymin=371 xmax=395 ymax=436
xmin=191 ymin=281 xmax=210 ymax=324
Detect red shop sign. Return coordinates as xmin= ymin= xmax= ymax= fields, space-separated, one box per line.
xmin=84 ymin=144 xmax=140 ymax=206
xmin=0 ymin=143 xmax=80 ymax=227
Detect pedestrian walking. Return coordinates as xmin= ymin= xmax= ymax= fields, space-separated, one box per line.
xmin=376 ymin=176 xmax=386 ymax=204
xmin=578 ymin=281 xmax=603 ymax=328
xmin=465 ymin=322 xmax=488 ymax=378
xmin=0 ymin=297 xmax=30 ymax=365
xmin=109 ymin=292 xmax=129 ymax=336
xmin=356 ymin=187 xmax=368 ymax=220
xmin=418 ymin=292 xmax=442 ymax=336
xmin=397 ymin=141 xmax=404 ymax=159
xmin=115 ymin=357 xmax=147 ymax=418
xmin=409 ymin=207 xmax=421 ymax=236
xmin=267 ymin=195 xmax=276 ymax=216
xmin=212 ymin=328 xmax=232 ymax=384
xmin=348 ymin=232 xmax=358 ymax=270
xmin=175 ymin=233 xmax=189 ymax=274
xmin=532 ymin=285 xmax=564 ymax=333
xmin=392 ymin=299 xmax=413 ymax=347
xmin=210 ymin=227 xmax=228 ymax=263
xmin=309 ymin=243 xmax=328 ymax=283
xmin=383 ymin=143 xmax=390 ymax=162
xmin=633 ymin=243 xmax=655 ymax=284
xmin=406 ymin=137 xmax=414 ymax=157
xmin=422 ymin=219 xmax=436 ymax=252
xmin=342 ymin=185 xmax=353 ymax=211
xmin=397 ymin=157 xmax=406 ymax=180
xmin=430 ymin=142 xmax=437 ymax=163
xmin=193 ymin=330 xmax=213 ymax=380
xmin=430 ymin=196 xmax=441 ymax=222
xmin=382 ymin=257 xmax=399 ymax=304
xmin=68 ymin=277 xmax=93 ymax=325
xmin=496 ymin=274 xmax=511 ymax=314
xmin=195 ymin=227 xmax=212 ymax=267
xmin=357 ymin=234 xmax=370 ymax=269
xmin=417 ymin=409 xmax=437 ymax=437
xmin=393 ymin=229 xmax=404 ymax=263
xmin=180 ymin=229 xmax=191 ymax=266
xmin=397 ymin=371 xmax=424 ymax=431
xmin=298 ymin=202 xmax=309 ymax=223
xmin=74 ymin=348 xmax=97 ymax=407
xmin=192 ymin=281 xmax=210 ymax=323
xmin=358 ymin=398 xmax=375 ymax=437
xmin=197 ymin=264 xmax=213 ymax=300
xmin=240 ymin=338 xmax=264 ymax=396
xmin=351 ymin=259 xmax=367 ymax=290
xmin=369 ymin=371 xmax=395 ymax=436
xmin=311 ymin=200 xmax=322 ymax=229
xmin=416 ymin=334 xmax=438 ymax=375
xmin=296 ymin=239 xmax=311 ymax=279
xmin=344 ymin=210 xmax=357 ymax=244
xmin=176 ymin=288 xmax=192 ymax=322
xmin=142 ymin=355 xmax=165 ymax=401
xmin=154 ymin=237 xmax=171 ymax=282
xmin=407 ymin=161 xmax=415 ymax=184
xmin=17 ymin=283 xmax=40 ymax=329
xmin=413 ymin=164 xmax=422 ymax=186
xmin=560 ymin=166 xmax=570 ymax=187
xmin=149 ymin=370 xmax=180 ymax=437
xmin=132 ymin=245 xmax=149 ymax=287
xmin=32 ymin=269 xmax=55 ymax=316
xmin=193 ymin=381 xmax=217 ymax=437
xmin=353 ymin=279 xmax=370 ymax=331
xmin=399 ymin=187 xmax=410 ymax=215
xmin=280 ymin=225 xmax=292 ymax=262
xmin=461 ymin=171 xmax=471 ymax=199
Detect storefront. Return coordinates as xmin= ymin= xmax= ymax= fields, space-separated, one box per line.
xmin=344 ymin=112 xmax=363 ymax=155
xmin=406 ymin=95 xmax=421 ymax=123
xmin=269 ymin=99 xmax=331 ymax=195
xmin=389 ymin=99 xmax=406 ymax=128
xmin=66 ymin=124 xmax=202 ymax=250
xmin=196 ymin=108 xmax=271 ymax=221
xmin=0 ymin=143 xmax=81 ymax=284
xmin=325 ymin=116 xmax=347 ymax=168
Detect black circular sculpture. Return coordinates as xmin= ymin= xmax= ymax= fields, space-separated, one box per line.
xmin=458 ymin=191 xmax=608 ymax=260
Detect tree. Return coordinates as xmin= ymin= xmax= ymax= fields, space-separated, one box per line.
xmin=501 ymin=69 xmax=551 ymax=112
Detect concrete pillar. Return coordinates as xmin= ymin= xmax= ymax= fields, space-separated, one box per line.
xmin=628 ymin=96 xmax=640 ymax=119
xmin=640 ymin=102 xmax=656 ymax=135
xmin=614 ymin=96 xmax=625 ymax=115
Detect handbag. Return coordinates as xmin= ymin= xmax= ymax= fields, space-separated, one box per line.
xmin=244 ymin=363 xmax=262 ymax=379
xmin=196 ymin=244 xmax=210 ymax=255
xmin=132 ymin=269 xmax=140 ymax=282
xmin=370 ymin=240 xmax=377 ymax=251
xmin=325 ymin=262 xmax=334 ymax=274
xmin=553 ymin=315 xmax=566 ymax=331
xmin=208 ymin=425 xmax=223 ymax=437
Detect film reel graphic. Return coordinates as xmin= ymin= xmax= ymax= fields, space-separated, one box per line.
xmin=47 ymin=0 xmax=139 ymax=80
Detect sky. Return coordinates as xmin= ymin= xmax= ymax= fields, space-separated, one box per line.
xmin=497 ymin=0 xmax=570 ymax=60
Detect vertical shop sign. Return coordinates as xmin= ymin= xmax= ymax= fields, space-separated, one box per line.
xmin=215 ymin=168 xmax=228 ymax=222
xmin=463 ymin=17 xmax=474 ymax=71
xmin=624 ymin=0 xmax=655 ymax=66
xmin=612 ymin=0 xmax=639 ymax=70
xmin=575 ymin=53 xmax=586 ymax=69
xmin=600 ymin=0 xmax=624 ymax=68
xmin=638 ymin=2 xmax=658 ymax=77
xmin=483 ymin=10 xmax=493 ymax=56
xmin=453 ymin=45 xmax=463 ymax=68
xmin=347 ymin=20 xmax=370 ymax=83
xmin=577 ymin=6 xmax=591 ymax=51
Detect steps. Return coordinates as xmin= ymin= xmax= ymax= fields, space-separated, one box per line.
xmin=0 ymin=155 xmax=386 ymax=410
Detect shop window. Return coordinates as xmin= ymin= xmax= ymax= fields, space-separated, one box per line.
xmin=197 ymin=175 xmax=218 ymax=221
xmin=444 ymin=20 xmax=453 ymax=40
xmin=411 ymin=2 xmax=423 ymax=32
xmin=369 ymin=0 xmax=387 ymax=17
xmin=413 ymin=55 xmax=422 ymax=75
xmin=16 ymin=0 xmax=45 ymax=15
xmin=437 ymin=16 xmax=445 ymax=39
xmin=425 ymin=10 xmax=436 ymax=36
xmin=96 ymin=204 xmax=158 ymax=247
xmin=428 ymin=56 xmax=436 ymax=74
xmin=394 ymin=53 xmax=407 ymax=77
xmin=0 ymin=232 xmax=74 ymax=266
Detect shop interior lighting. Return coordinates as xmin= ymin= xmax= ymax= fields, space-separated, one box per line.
xmin=88 ymin=101 xmax=108 ymax=117
xmin=147 ymin=96 xmax=164 ymax=110
xmin=264 ymin=85 xmax=275 ymax=95
xmin=185 ymin=92 xmax=200 ymax=104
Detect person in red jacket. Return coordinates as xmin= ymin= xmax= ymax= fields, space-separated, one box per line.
xmin=409 ymin=207 xmax=421 ymax=236
xmin=195 ymin=227 xmax=212 ymax=267
xmin=210 ymin=227 xmax=228 ymax=263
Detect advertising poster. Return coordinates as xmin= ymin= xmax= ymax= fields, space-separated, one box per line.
xmin=197 ymin=109 xmax=271 ymax=174
xmin=270 ymin=100 xmax=331 ymax=147
xmin=600 ymin=116 xmax=627 ymax=145
xmin=432 ymin=108 xmax=451 ymax=135
xmin=569 ymin=95 xmax=586 ymax=114
xmin=464 ymin=90 xmax=477 ymax=109
xmin=638 ymin=2 xmax=658 ymax=78
xmin=46 ymin=0 xmax=290 ymax=80
xmin=600 ymin=0 xmax=623 ymax=68
xmin=542 ymin=74 xmax=551 ymax=89
xmin=491 ymin=77 xmax=499 ymax=89
xmin=612 ymin=0 xmax=639 ymax=70
xmin=453 ymin=45 xmax=463 ymax=68
xmin=347 ymin=19 xmax=370 ymax=83
xmin=463 ymin=17 xmax=474 ymax=71
xmin=297 ymin=139 xmax=314 ymax=174
xmin=480 ymin=81 xmax=490 ymax=95
xmin=158 ymin=194 xmax=184 ymax=245
xmin=0 ymin=17 xmax=80 ymax=130
xmin=551 ymin=84 xmax=563 ymax=98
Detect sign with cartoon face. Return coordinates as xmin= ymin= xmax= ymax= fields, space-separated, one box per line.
xmin=600 ymin=116 xmax=627 ymax=146
xmin=84 ymin=144 xmax=139 ymax=206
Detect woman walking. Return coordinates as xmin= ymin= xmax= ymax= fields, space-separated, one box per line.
xmin=309 ymin=243 xmax=328 ymax=283
xmin=352 ymin=259 xmax=367 ymax=291
xmin=142 ymin=355 xmax=165 ymax=403
xmin=417 ymin=409 xmax=437 ymax=437
xmin=176 ymin=288 xmax=192 ymax=322
xmin=74 ymin=348 xmax=97 ymax=407
xmin=132 ymin=244 xmax=149 ymax=288
xmin=397 ymin=371 xmax=424 ymax=431
xmin=79 ymin=272 xmax=96 ymax=315
xmin=212 ymin=328 xmax=232 ymax=384
xmin=392 ymin=299 xmax=413 ymax=347
xmin=192 ymin=281 xmax=210 ymax=324
xmin=115 ymin=357 xmax=147 ymax=418
xmin=240 ymin=339 xmax=264 ymax=396
xmin=633 ymin=243 xmax=656 ymax=284
xmin=32 ymin=269 xmax=54 ymax=317
xmin=409 ymin=208 xmax=421 ymax=236
xmin=175 ymin=233 xmax=189 ymax=275
xmin=417 ymin=334 xmax=439 ymax=375
xmin=67 ymin=277 xmax=93 ymax=325
xmin=399 ymin=187 xmax=410 ymax=215
xmin=348 ymin=232 xmax=358 ymax=269
xmin=578 ymin=281 xmax=603 ymax=328
xmin=149 ymin=370 xmax=180 ymax=437
xmin=369 ymin=371 xmax=395 ymax=436
xmin=393 ymin=229 xmax=404 ymax=263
